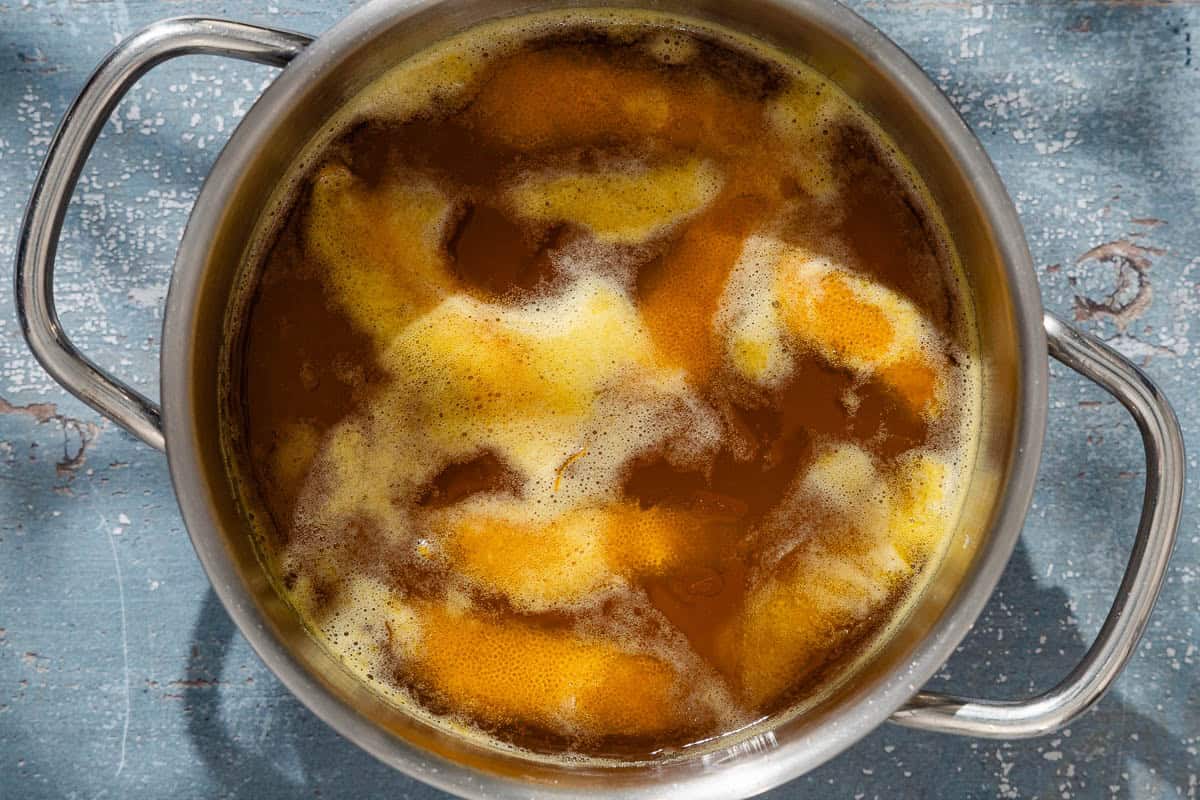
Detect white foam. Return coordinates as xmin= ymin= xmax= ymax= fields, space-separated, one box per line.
xmin=714 ymin=234 xmax=792 ymax=387
xmin=304 ymin=575 xmax=419 ymax=702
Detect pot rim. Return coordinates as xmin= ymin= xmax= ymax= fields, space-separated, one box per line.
xmin=161 ymin=0 xmax=1048 ymax=796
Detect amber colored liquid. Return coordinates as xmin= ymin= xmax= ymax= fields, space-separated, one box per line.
xmin=230 ymin=15 xmax=975 ymax=760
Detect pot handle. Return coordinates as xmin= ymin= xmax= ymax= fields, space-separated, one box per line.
xmin=890 ymin=312 xmax=1184 ymax=738
xmin=15 ymin=18 xmax=313 ymax=452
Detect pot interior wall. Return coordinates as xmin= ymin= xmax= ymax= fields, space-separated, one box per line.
xmin=177 ymin=0 xmax=1039 ymax=792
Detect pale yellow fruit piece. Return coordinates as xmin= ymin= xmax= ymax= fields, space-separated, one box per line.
xmin=725 ymin=443 xmax=952 ymax=707
xmin=305 ymin=163 xmax=455 ymax=346
xmin=764 ymin=78 xmax=840 ymax=201
xmin=507 ymin=159 xmax=722 ymax=244
xmin=728 ymin=532 xmax=901 ymax=707
xmin=886 ymin=451 xmax=950 ymax=565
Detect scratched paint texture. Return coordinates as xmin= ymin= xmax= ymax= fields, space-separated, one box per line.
xmin=0 ymin=0 xmax=1197 ymax=797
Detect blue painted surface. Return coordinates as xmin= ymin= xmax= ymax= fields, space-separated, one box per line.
xmin=0 ymin=1 xmax=1196 ymax=797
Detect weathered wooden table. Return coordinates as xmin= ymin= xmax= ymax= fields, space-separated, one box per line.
xmin=1 ymin=1 xmax=1196 ymax=797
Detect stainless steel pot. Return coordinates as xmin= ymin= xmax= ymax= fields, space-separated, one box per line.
xmin=15 ymin=2 xmax=1186 ymax=797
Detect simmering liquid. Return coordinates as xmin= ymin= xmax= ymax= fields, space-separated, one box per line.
xmin=224 ymin=10 xmax=980 ymax=761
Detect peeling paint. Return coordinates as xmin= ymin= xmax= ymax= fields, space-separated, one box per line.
xmin=1072 ymin=240 xmax=1162 ymax=332
xmin=0 ymin=396 xmax=101 ymax=476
